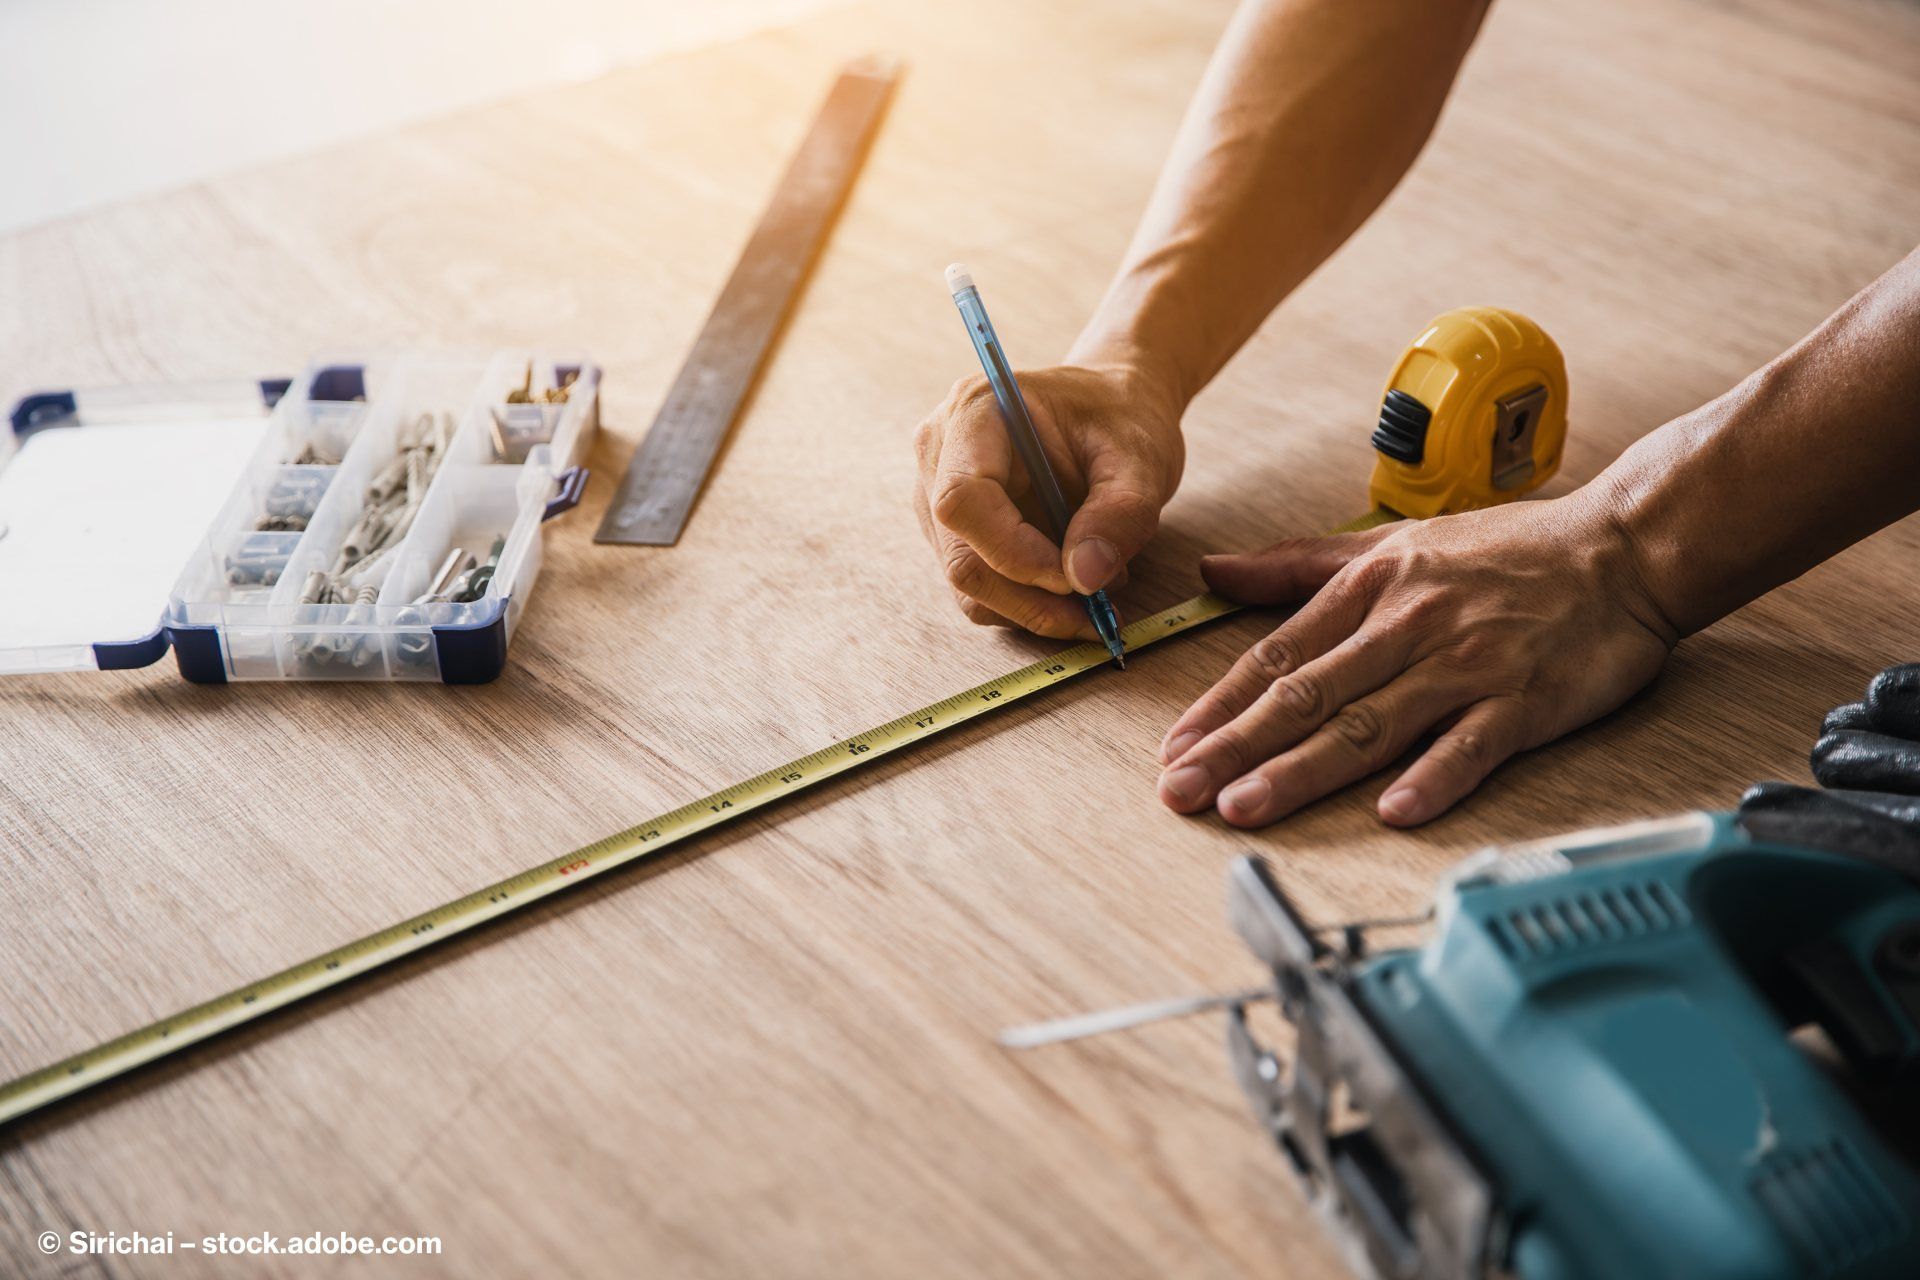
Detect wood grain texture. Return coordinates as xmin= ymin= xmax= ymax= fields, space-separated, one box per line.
xmin=3 ymin=0 xmax=1919 ymax=1275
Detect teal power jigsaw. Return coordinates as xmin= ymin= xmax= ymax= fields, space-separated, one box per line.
xmin=998 ymin=665 xmax=1920 ymax=1276
xmin=1227 ymin=809 xmax=1920 ymax=1280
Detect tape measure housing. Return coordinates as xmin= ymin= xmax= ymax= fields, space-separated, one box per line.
xmin=1368 ymin=306 xmax=1567 ymax=519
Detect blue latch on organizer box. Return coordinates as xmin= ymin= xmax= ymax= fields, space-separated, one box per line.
xmin=0 ymin=351 xmax=598 ymax=684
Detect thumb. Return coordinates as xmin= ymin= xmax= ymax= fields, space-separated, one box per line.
xmin=1061 ymin=453 xmax=1166 ymax=594
xmin=1199 ymin=527 xmax=1392 ymax=604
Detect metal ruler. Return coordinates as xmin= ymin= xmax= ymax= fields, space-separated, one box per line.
xmin=0 ymin=509 xmax=1396 ymax=1126
xmin=596 ymin=56 xmax=900 ymax=546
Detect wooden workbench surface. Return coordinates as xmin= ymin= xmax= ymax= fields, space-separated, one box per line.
xmin=4 ymin=0 xmax=1919 ymax=1274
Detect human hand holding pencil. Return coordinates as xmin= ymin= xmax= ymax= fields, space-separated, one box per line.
xmin=913 ymin=263 xmax=1185 ymax=654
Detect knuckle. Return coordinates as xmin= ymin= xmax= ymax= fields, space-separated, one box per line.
xmin=957 ymin=597 xmax=1000 ymax=627
xmin=1346 ymin=627 xmax=1390 ymax=660
xmin=1091 ymin=479 xmax=1163 ymax=522
xmin=1444 ymin=631 xmax=1497 ymax=669
xmin=942 ymin=546 xmax=988 ymax=593
xmin=947 ymin=374 xmax=993 ymax=411
xmin=1179 ymin=697 xmax=1224 ymax=735
xmin=1345 ymin=553 xmax=1401 ymax=596
xmin=1398 ymin=591 xmax=1447 ymax=630
xmin=1395 ymin=544 xmax=1436 ymax=577
xmin=1011 ymin=598 xmax=1072 ymax=637
xmin=1435 ymin=728 xmax=1493 ymax=776
xmin=929 ymin=475 xmax=977 ymax=528
xmin=1274 ymin=669 xmax=1330 ymax=721
xmin=912 ymin=419 xmax=937 ymax=462
xmin=1024 ymin=609 xmax=1072 ymax=638
xmin=1247 ymin=632 xmax=1303 ymax=683
xmin=1325 ymin=702 xmax=1391 ymax=756
xmin=1205 ymin=724 xmax=1253 ymax=772
xmin=1001 ymin=593 xmax=1046 ymax=631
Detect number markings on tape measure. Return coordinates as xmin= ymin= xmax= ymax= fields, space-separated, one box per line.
xmin=2 ymin=502 xmax=1414 ymax=1124
xmin=1 ymin=590 xmax=1252 ymax=1125
xmin=3 ymin=505 xmax=1405 ymax=1125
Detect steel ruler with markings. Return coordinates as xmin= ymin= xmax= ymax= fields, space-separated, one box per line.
xmin=595 ymin=55 xmax=900 ymax=546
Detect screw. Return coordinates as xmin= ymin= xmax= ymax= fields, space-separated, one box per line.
xmin=447 ymin=535 xmax=507 ymax=603
xmin=505 ymin=361 xmax=534 ymax=404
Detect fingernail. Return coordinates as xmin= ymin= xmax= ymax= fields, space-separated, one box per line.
xmin=1160 ymin=764 xmax=1209 ymax=805
xmin=1220 ymin=776 xmax=1270 ymax=819
xmin=1379 ymin=787 xmax=1423 ymax=825
xmin=1161 ymin=730 xmax=1202 ymax=763
xmin=1068 ymin=537 xmax=1120 ymax=594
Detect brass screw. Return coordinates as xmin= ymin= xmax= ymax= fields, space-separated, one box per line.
xmin=505 ymin=361 xmax=535 ymax=404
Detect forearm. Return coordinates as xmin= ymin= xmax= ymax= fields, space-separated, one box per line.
xmin=1068 ymin=0 xmax=1493 ymax=405
xmin=1591 ymin=246 xmax=1920 ymax=636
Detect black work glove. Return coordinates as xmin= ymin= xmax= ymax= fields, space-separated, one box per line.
xmin=1739 ymin=664 xmax=1920 ymax=871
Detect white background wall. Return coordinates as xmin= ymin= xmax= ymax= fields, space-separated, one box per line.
xmin=0 ymin=0 xmax=840 ymax=234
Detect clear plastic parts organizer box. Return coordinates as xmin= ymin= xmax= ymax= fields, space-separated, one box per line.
xmin=0 ymin=351 xmax=598 ymax=683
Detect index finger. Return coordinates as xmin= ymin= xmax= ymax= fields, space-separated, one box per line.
xmin=928 ymin=400 xmax=1071 ymax=594
xmin=1159 ymin=558 xmax=1391 ymax=763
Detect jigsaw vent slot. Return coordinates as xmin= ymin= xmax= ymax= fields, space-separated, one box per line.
xmin=1750 ymin=1139 xmax=1907 ymax=1275
xmin=1486 ymin=881 xmax=1690 ymax=960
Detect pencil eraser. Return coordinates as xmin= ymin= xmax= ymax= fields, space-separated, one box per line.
xmin=944 ymin=262 xmax=974 ymax=295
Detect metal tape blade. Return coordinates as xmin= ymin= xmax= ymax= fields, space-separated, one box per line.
xmin=0 ymin=511 xmax=1397 ymax=1125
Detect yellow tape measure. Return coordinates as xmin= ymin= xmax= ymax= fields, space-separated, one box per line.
xmin=0 ymin=586 xmax=1255 ymax=1124
xmin=0 ymin=307 xmax=1565 ymax=1127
